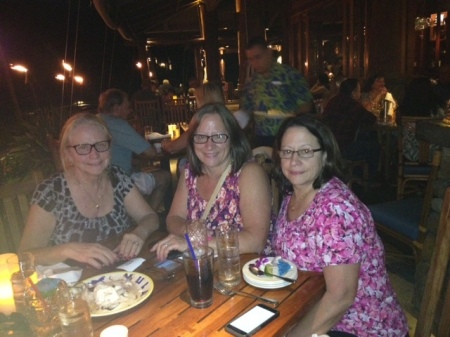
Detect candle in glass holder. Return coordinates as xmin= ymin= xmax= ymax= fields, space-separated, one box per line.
xmin=0 ymin=253 xmax=17 ymax=315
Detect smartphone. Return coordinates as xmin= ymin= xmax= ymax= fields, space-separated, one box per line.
xmin=225 ymin=304 xmax=279 ymax=336
xmin=154 ymin=259 xmax=182 ymax=272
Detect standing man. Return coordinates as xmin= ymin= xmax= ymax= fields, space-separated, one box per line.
xmin=239 ymin=36 xmax=313 ymax=147
xmin=98 ymin=89 xmax=171 ymax=213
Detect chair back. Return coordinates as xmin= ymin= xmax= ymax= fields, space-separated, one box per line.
xmin=162 ymin=98 xmax=194 ymax=126
xmin=134 ymin=99 xmax=163 ymax=133
xmin=0 ymin=172 xmax=43 ymax=253
xmin=397 ymin=116 xmax=440 ymax=199
xmin=415 ymin=186 xmax=450 ymax=337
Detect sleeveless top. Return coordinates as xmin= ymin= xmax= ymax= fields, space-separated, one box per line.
xmin=185 ymin=162 xmax=275 ymax=254
xmin=31 ymin=166 xmax=134 ymax=245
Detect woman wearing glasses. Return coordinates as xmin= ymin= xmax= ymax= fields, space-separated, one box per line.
xmin=19 ymin=113 xmax=159 ymax=269
xmin=152 ymin=103 xmax=273 ymax=260
xmin=273 ymin=115 xmax=408 ymax=337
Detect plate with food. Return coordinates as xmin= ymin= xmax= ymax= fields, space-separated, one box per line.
xmin=83 ymin=271 xmax=154 ymax=317
xmin=242 ymin=256 xmax=298 ymax=289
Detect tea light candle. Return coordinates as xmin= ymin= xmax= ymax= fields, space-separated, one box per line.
xmin=0 ymin=253 xmax=17 ymax=315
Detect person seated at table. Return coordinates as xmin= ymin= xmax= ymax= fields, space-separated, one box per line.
xmin=322 ymin=78 xmax=380 ymax=177
xmin=271 ymin=115 xmax=409 ymax=337
xmin=98 ymin=88 xmax=171 ymax=212
xmin=361 ymin=72 xmax=397 ymax=119
xmin=310 ymin=72 xmax=331 ymax=113
xmin=151 ymin=103 xmax=273 ymax=260
xmin=19 ymin=113 xmax=159 ymax=269
xmin=397 ymin=76 xmax=444 ymax=162
xmin=161 ymin=82 xmax=224 ymax=155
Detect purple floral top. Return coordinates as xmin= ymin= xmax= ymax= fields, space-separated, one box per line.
xmin=273 ymin=177 xmax=408 ymax=337
xmin=185 ymin=163 xmax=244 ymax=237
xmin=185 ymin=162 xmax=274 ymax=253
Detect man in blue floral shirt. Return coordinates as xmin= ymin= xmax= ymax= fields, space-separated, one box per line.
xmin=239 ymin=37 xmax=313 ymax=146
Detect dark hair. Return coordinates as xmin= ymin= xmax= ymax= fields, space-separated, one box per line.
xmin=317 ymin=73 xmax=330 ymax=88
xmin=272 ymin=114 xmax=347 ymax=194
xmin=187 ymin=103 xmax=252 ymax=176
xmin=339 ymin=78 xmax=359 ymax=97
xmin=399 ymin=76 xmax=441 ymax=117
xmin=246 ymin=36 xmax=268 ymax=50
xmin=362 ymin=72 xmax=384 ymax=93
xmin=98 ymin=89 xmax=127 ymax=114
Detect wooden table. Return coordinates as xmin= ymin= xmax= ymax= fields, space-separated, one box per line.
xmin=83 ymin=231 xmax=326 ymax=337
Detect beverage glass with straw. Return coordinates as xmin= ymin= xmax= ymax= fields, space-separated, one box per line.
xmin=182 ymin=233 xmax=214 ymax=308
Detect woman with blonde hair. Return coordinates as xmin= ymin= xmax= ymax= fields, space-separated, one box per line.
xmin=19 ymin=113 xmax=159 ymax=269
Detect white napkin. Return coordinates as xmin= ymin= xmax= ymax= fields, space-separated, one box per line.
xmin=116 ymin=257 xmax=145 ymax=272
xmin=233 ymin=110 xmax=251 ymax=129
xmin=36 ymin=262 xmax=83 ymax=283
xmin=146 ymin=132 xmax=171 ymax=140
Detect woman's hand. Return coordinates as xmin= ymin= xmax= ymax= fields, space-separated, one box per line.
xmin=150 ymin=234 xmax=187 ymax=261
xmin=114 ymin=232 xmax=145 ymax=260
xmin=63 ymin=242 xmax=118 ymax=269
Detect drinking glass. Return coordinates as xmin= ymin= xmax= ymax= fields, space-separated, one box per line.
xmin=23 ymin=278 xmax=66 ymax=337
xmin=58 ymin=283 xmax=93 ymax=337
xmin=183 ymin=247 xmax=214 ymax=308
xmin=185 ymin=219 xmax=208 ymax=252
xmin=215 ymin=226 xmax=241 ymax=289
xmin=7 ymin=252 xmax=38 ymax=313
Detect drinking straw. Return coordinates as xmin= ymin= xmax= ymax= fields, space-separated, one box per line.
xmin=184 ymin=233 xmax=197 ymax=260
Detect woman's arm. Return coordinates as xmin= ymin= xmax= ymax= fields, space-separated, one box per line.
xmin=120 ymin=185 xmax=160 ymax=258
xmin=19 ymin=205 xmax=117 ymax=269
xmin=237 ymin=161 xmax=271 ymax=253
xmin=287 ymin=263 xmax=360 ymax=337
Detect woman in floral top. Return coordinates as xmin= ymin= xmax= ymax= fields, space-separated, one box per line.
xmin=152 ymin=103 xmax=273 ymax=260
xmin=272 ymin=115 xmax=408 ymax=337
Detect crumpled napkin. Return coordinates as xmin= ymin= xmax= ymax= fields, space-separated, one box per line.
xmin=36 ymin=262 xmax=83 ymax=283
xmin=116 ymin=257 xmax=145 ymax=272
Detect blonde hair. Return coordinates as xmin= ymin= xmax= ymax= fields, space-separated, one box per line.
xmin=195 ymin=82 xmax=224 ymax=108
xmin=59 ymin=113 xmax=112 ymax=170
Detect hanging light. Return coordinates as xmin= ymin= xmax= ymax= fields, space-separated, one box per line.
xmin=415 ymin=17 xmax=431 ymax=31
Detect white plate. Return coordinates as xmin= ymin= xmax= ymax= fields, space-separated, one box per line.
xmin=83 ymin=271 xmax=154 ymax=317
xmin=242 ymin=258 xmax=298 ymax=289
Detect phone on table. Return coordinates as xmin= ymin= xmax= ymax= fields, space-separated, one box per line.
xmin=153 ymin=259 xmax=182 ymax=273
xmin=225 ymin=304 xmax=279 ymax=336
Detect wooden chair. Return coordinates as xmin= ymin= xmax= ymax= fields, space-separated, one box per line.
xmin=0 ymin=172 xmax=43 ymax=254
xmin=368 ymin=150 xmax=442 ymax=263
xmin=162 ymin=98 xmax=193 ymax=126
xmin=397 ymin=116 xmax=439 ymax=199
xmin=134 ymin=99 xmax=164 ymax=133
xmin=415 ymin=186 xmax=450 ymax=337
xmin=345 ymin=159 xmax=369 ymax=192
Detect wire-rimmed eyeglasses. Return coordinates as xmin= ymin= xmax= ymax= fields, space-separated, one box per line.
xmin=67 ymin=140 xmax=111 ymax=155
xmin=278 ymin=148 xmax=322 ymax=159
xmin=193 ymin=134 xmax=229 ymax=144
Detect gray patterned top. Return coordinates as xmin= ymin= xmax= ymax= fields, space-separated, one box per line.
xmin=31 ymin=166 xmax=134 ymax=245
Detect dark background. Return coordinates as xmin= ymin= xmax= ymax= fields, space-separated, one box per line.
xmin=0 ymin=0 xmax=196 ymax=118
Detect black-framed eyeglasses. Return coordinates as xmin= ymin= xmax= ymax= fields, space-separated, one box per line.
xmin=193 ymin=134 xmax=229 ymax=144
xmin=67 ymin=140 xmax=111 ymax=155
xmin=278 ymin=148 xmax=322 ymax=159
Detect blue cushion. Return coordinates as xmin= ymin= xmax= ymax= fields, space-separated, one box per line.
xmin=368 ymin=197 xmax=424 ymax=241
xmin=403 ymin=165 xmax=431 ymax=176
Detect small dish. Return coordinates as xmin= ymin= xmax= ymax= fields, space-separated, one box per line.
xmin=242 ymin=258 xmax=297 ymax=289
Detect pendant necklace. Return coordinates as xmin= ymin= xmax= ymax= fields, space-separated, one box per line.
xmin=74 ymin=173 xmax=104 ymax=211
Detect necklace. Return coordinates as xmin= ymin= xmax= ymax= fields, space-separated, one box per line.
xmin=74 ymin=173 xmax=104 ymax=211
xmin=290 ymin=190 xmax=313 ymax=211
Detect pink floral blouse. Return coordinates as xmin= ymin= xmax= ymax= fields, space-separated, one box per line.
xmin=273 ymin=177 xmax=408 ymax=337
